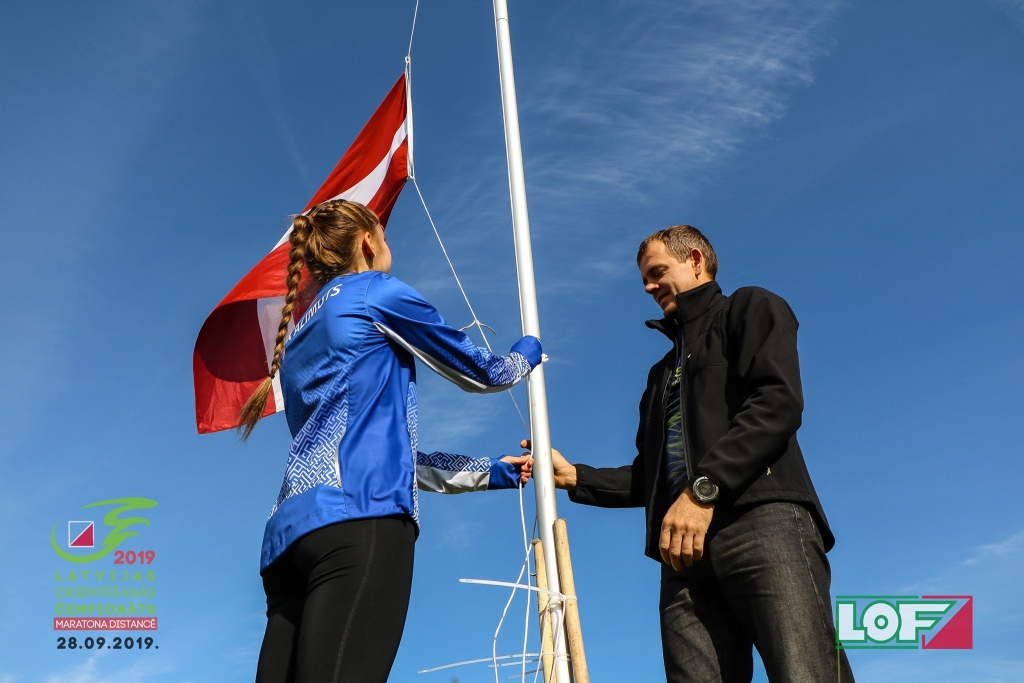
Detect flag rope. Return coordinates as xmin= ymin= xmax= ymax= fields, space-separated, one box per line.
xmin=407 ymin=0 xmax=420 ymax=59
xmin=405 ymin=0 xmax=529 ymax=432
xmin=409 ymin=177 xmax=531 ymax=433
xmin=405 ymin=4 xmax=545 ymax=681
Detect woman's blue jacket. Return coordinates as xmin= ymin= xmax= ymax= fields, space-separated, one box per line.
xmin=261 ymin=270 xmax=541 ymax=571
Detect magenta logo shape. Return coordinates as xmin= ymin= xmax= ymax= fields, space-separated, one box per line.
xmin=67 ymin=521 xmax=95 ymax=548
xmin=921 ymin=596 xmax=972 ymax=650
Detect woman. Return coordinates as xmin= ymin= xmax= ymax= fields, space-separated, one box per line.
xmin=240 ymin=199 xmax=542 ymax=683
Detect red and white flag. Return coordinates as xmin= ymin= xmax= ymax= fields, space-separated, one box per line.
xmin=193 ymin=75 xmax=410 ymax=434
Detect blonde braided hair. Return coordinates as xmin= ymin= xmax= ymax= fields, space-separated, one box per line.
xmin=238 ymin=199 xmax=381 ymax=440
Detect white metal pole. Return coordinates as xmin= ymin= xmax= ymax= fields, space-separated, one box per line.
xmin=491 ymin=2 xmax=570 ymax=682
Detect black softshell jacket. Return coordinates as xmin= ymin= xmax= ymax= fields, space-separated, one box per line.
xmin=570 ymin=281 xmax=834 ymax=561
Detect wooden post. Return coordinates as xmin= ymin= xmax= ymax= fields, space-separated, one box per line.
xmin=553 ymin=519 xmax=589 ymax=683
xmin=532 ymin=539 xmax=555 ymax=683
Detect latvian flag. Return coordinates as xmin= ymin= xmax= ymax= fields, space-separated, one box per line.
xmin=193 ymin=75 xmax=410 ymax=434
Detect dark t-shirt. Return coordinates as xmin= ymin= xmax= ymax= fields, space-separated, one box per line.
xmin=664 ymin=364 xmax=687 ymax=499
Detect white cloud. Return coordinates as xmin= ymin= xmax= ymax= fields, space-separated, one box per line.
xmin=991 ymin=0 xmax=1024 ymax=31
xmin=523 ymin=0 xmax=842 ymax=198
xmin=964 ymin=529 xmax=1024 ymax=566
xmin=231 ymin=10 xmax=314 ymax=192
xmin=0 ymin=2 xmax=204 ymax=452
xmin=415 ymin=376 xmax=522 ymax=450
xmin=899 ymin=527 xmax=1024 ymax=591
xmin=853 ymin=653 xmax=1024 ymax=683
xmin=864 ymin=528 xmax=1024 ymax=683
xmin=436 ymin=517 xmax=484 ymax=550
xmin=406 ymin=0 xmax=845 ymax=300
xmin=43 ymin=652 xmax=179 ymax=683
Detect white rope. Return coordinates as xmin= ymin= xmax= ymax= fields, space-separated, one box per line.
xmin=406 ymin=0 xmax=420 ymax=59
xmin=405 ymin=1 xmax=530 ymax=433
xmin=459 ymin=578 xmax=573 ymax=601
xmin=490 ymin=554 xmax=529 ymax=683
xmin=484 ymin=480 xmax=533 ymax=683
xmin=406 ymin=6 xmax=549 ymax=682
xmin=417 ymin=653 xmax=539 ymax=674
xmin=409 ymin=178 xmax=531 ymax=432
xmin=519 ymin=482 xmax=532 ymax=683
xmin=410 ymin=179 xmax=490 ymax=341
xmin=421 ymin=483 xmax=570 ymax=680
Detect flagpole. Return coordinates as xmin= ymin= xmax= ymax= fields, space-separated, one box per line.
xmin=491 ymin=3 xmax=571 ymax=682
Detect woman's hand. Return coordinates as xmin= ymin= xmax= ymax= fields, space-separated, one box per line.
xmin=518 ymin=440 xmax=577 ymax=493
xmin=500 ymin=454 xmax=534 ymax=485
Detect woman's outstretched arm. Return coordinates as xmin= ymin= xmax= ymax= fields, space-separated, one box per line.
xmin=365 ymin=273 xmax=542 ymax=393
xmin=416 ymin=451 xmax=533 ymax=493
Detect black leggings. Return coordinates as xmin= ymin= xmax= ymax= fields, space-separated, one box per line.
xmin=255 ymin=516 xmax=416 ymax=683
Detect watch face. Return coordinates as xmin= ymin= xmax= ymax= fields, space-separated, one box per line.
xmin=694 ymin=478 xmax=718 ymax=501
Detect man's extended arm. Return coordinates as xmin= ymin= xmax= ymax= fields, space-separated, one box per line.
xmin=518 ymin=437 xmax=645 ymax=509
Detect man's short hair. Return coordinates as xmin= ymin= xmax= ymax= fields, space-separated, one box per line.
xmin=636 ymin=225 xmax=719 ymax=280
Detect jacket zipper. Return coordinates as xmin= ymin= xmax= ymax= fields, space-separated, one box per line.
xmin=647 ymin=365 xmax=669 ymax=545
xmin=647 ymin=323 xmax=683 ymax=548
xmin=678 ymin=328 xmax=694 ymax=486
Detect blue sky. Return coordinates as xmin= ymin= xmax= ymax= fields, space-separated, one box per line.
xmin=1 ymin=1 xmax=1023 ymax=681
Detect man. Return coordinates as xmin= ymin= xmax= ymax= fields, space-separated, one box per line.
xmin=535 ymin=226 xmax=854 ymax=682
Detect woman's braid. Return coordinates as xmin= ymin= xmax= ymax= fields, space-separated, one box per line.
xmin=237 ymin=199 xmax=380 ymax=441
xmin=270 ymin=215 xmax=311 ymax=378
xmin=237 ymin=214 xmax=312 ymax=441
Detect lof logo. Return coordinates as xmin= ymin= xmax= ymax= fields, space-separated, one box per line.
xmin=835 ymin=595 xmax=972 ymax=649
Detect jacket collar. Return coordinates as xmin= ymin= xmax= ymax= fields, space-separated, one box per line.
xmin=645 ymin=281 xmax=723 ymax=342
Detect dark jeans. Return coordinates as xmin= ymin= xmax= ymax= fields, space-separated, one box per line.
xmin=256 ymin=516 xmax=416 ymax=683
xmin=660 ymin=502 xmax=854 ymax=683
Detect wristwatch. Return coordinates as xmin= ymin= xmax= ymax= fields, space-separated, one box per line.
xmin=690 ymin=476 xmax=720 ymax=505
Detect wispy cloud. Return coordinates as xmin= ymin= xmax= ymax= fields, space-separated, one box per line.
xmin=231 ymin=9 xmax=314 ymax=192
xmin=0 ymin=2 xmax=203 ymax=453
xmin=964 ymin=529 xmax=1024 ymax=566
xmin=853 ymin=654 xmax=1024 ymax=683
xmin=899 ymin=527 xmax=1024 ymax=592
xmin=43 ymin=652 xmax=180 ymax=683
xmin=406 ymin=0 xmax=844 ymax=300
xmin=992 ymin=0 xmax=1024 ymax=31
xmin=523 ymin=0 xmax=842 ymax=198
xmin=435 ymin=517 xmax=486 ymax=550
xmin=415 ymin=377 xmax=514 ymax=448
xmin=851 ymin=528 xmax=1024 ymax=682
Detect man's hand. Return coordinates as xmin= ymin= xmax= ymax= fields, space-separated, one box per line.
xmin=659 ymin=488 xmax=714 ymax=570
xmin=519 ymin=440 xmax=577 ymax=493
xmin=500 ymin=454 xmax=534 ymax=486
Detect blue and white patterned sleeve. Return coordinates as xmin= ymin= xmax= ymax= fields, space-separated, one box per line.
xmin=366 ymin=273 xmax=542 ymax=393
xmin=415 ymin=451 xmax=520 ymax=493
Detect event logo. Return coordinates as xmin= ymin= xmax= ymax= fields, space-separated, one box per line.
xmin=835 ymin=595 xmax=973 ymax=649
xmin=68 ymin=521 xmax=95 ymax=548
xmin=52 ymin=497 xmax=160 ymax=638
xmin=51 ymin=498 xmax=157 ymax=564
